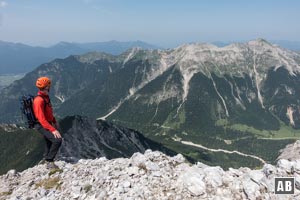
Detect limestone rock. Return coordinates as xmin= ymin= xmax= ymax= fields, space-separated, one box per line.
xmin=2 ymin=149 xmax=300 ymax=199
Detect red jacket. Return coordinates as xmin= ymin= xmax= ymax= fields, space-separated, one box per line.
xmin=33 ymin=91 xmax=57 ymax=132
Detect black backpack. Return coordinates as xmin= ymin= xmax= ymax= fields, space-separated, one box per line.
xmin=20 ymin=94 xmax=47 ymax=128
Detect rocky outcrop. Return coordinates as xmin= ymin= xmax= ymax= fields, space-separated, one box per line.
xmin=57 ymin=116 xmax=176 ymax=162
xmin=0 ymin=124 xmax=24 ymax=132
xmin=277 ymin=140 xmax=300 ymax=161
xmin=1 ymin=149 xmax=300 ymax=200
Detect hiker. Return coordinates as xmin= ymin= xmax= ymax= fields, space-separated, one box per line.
xmin=33 ymin=77 xmax=62 ymax=169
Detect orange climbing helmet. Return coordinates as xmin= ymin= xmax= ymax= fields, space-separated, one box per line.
xmin=36 ymin=77 xmax=51 ymax=89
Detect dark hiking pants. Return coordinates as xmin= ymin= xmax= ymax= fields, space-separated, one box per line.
xmin=35 ymin=124 xmax=62 ymax=162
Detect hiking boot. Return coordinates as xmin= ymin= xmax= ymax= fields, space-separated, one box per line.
xmin=46 ymin=161 xmax=59 ymax=170
xmin=38 ymin=159 xmax=47 ymax=165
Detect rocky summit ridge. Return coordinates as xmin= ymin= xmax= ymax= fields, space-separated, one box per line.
xmin=2 ymin=141 xmax=300 ymax=200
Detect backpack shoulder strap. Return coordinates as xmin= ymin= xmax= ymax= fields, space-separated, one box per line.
xmin=35 ymin=95 xmax=48 ymax=110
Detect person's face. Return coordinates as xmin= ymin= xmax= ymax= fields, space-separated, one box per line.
xmin=44 ymin=85 xmax=50 ymax=92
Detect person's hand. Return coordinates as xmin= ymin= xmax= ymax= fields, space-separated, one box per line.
xmin=52 ymin=130 xmax=62 ymax=138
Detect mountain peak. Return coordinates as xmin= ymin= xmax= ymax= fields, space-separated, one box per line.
xmin=250 ymin=38 xmax=271 ymax=44
xmin=247 ymin=38 xmax=274 ymax=49
xmin=172 ymin=39 xmax=300 ymax=76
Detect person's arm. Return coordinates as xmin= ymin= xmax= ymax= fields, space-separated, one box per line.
xmin=53 ymin=117 xmax=56 ymax=124
xmin=54 ymin=121 xmax=60 ymax=131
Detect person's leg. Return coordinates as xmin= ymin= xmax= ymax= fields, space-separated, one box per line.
xmin=35 ymin=124 xmax=62 ymax=162
xmin=44 ymin=136 xmax=51 ymax=158
xmin=42 ymin=130 xmax=62 ymax=161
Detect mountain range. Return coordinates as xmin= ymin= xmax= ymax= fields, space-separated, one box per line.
xmin=2 ymin=39 xmax=300 ymax=75
xmin=0 ymin=40 xmax=158 ymax=74
xmin=0 ymin=39 xmax=299 ymax=169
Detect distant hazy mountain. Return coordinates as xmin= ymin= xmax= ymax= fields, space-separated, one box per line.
xmin=211 ymin=41 xmax=231 ymax=47
xmin=0 ymin=74 xmax=25 ymax=91
xmin=0 ymin=40 xmax=159 ymax=74
xmin=1 ymin=39 xmax=299 ymax=168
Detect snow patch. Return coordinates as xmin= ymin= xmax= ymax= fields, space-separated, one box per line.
xmin=224 ymin=76 xmax=246 ymax=110
xmin=180 ymin=64 xmax=199 ymax=102
xmin=176 ymin=101 xmax=185 ymax=116
xmin=252 ymin=51 xmax=265 ymax=108
xmin=123 ymin=48 xmax=139 ymax=66
xmin=210 ymin=75 xmax=229 ymax=117
xmin=284 ymin=85 xmax=294 ymax=95
xmin=55 ymin=95 xmax=65 ymax=103
xmin=287 ymin=106 xmax=295 ymax=127
xmin=129 ymin=88 xmax=136 ymax=96
xmin=150 ymin=103 xmax=159 ymax=122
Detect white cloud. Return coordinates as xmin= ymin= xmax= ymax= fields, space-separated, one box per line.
xmin=0 ymin=1 xmax=7 ymax=8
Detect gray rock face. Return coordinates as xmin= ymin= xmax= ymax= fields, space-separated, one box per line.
xmin=57 ymin=116 xmax=175 ymax=162
xmin=1 ymin=149 xmax=300 ymax=200
xmin=278 ymin=140 xmax=300 ymax=161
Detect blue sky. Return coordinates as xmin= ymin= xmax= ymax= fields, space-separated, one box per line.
xmin=0 ymin=0 xmax=299 ymax=47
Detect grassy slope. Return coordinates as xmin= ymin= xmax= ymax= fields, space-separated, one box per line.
xmin=0 ymin=127 xmax=44 ymax=175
